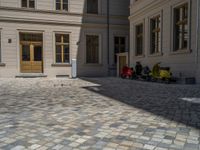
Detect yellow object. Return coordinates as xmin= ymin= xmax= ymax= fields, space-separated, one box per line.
xmin=160 ymin=70 xmax=171 ymax=79
xmin=151 ymin=63 xmax=172 ymax=80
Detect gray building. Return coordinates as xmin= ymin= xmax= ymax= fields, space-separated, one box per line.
xmin=129 ymin=0 xmax=200 ymax=83
xmin=0 ymin=0 xmax=129 ymax=78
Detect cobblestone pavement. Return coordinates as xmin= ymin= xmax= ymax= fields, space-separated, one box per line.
xmin=0 ymin=78 xmax=200 ymax=150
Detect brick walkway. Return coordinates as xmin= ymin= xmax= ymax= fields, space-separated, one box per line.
xmin=0 ymin=78 xmax=200 ymax=150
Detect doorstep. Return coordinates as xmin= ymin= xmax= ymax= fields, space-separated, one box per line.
xmin=15 ymin=73 xmax=47 ymax=78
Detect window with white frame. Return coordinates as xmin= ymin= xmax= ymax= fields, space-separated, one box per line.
xmin=87 ymin=0 xmax=98 ymax=14
xmin=114 ymin=36 xmax=126 ymax=63
xmin=174 ymin=3 xmax=189 ymax=51
xmin=86 ymin=35 xmax=100 ymax=64
xmin=56 ymin=0 xmax=68 ymax=11
xmin=150 ymin=15 xmax=161 ymax=54
xmin=0 ymin=30 xmax=1 ymax=62
xmin=55 ymin=34 xmax=70 ymax=63
xmin=21 ymin=0 xmax=35 ymax=8
xmin=135 ymin=23 xmax=143 ymax=56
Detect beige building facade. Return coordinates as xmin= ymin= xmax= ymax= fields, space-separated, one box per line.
xmin=0 ymin=0 xmax=129 ymax=78
xmin=129 ymin=0 xmax=200 ymax=83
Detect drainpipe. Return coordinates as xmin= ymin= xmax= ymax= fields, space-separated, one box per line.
xmin=196 ymin=0 xmax=199 ymax=65
xmin=196 ymin=0 xmax=200 ymax=83
xmin=107 ymin=0 xmax=110 ymax=74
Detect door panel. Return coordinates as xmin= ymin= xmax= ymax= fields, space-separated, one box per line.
xmin=21 ymin=45 xmax=32 ymax=73
xmin=33 ymin=45 xmax=42 ymax=61
xmin=119 ymin=56 xmax=126 ymax=76
xmin=22 ymin=45 xmax=31 ymax=61
xmin=31 ymin=45 xmax=43 ymax=73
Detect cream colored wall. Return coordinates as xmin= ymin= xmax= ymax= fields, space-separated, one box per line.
xmin=129 ymin=0 xmax=198 ymax=79
xmin=0 ymin=22 xmax=129 ymax=77
xmin=0 ymin=0 xmax=130 ymax=77
xmin=0 ymin=22 xmax=81 ymax=77
xmin=196 ymin=0 xmax=200 ymax=83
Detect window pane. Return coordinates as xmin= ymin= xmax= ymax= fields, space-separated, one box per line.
xmin=150 ymin=16 xmax=161 ymax=54
xmin=136 ymin=24 xmax=143 ymax=56
xmin=34 ymin=46 xmax=42 ymax=61
xmin=174 ymin=4 xmax=188 ymax=51
xmin=63 ymin=4 xmax=68 ymax=11
xmin=114 ymin=37 xmax=119 ymax=44
xmin=55 ymin=34 xmax=70 ymax=63
xmin=0 ymin=31 xmax=1 ymax=62
xmin=114 ymin=36 xmax=126 ymax=63
xmin=63 ymin=35 xmax=69 ymax=43
xmin=32 ymin=34 xmax=42 ymax=42
xmin=120 ymin=46 xmax=125 ymax=53
xmin=114 ymin=46 xmax=119 ymax=53
xmin=64 ymin=54 xmax=69 ymax=63
xmin=20 ymin=33 xmax=42 ymax=42
xmin=22 ymin=0 xmax=27 ymax=7
xmin=29 ymin=0 xmax=35 ymax=8
xmin=86 ymin=35 xmax=99 ymax=64
xmin=120 ymin=37 xmax=125 ymax=45
xmin=56 ymin=2 xmax=61 ymax=10
xmin=56 ymin=34 xmax=62 ymax=43
xmin=22 ymin=45 xmax=30 ymax=61
xmin=56 ymin=54 xmax=62 ymax=63
xmin=56 ymin=45 xmax=62 ymax=53
xmin=64 ymin=45 xmax=69 ymax=53
xmin=87 ymin=0 xmax=98 ymax=14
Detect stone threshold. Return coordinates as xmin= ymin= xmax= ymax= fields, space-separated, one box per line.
xmin=15 ymin=74 xmax=47 ymax=78
xmin=0 ymin=63 xmax=6 ymax=67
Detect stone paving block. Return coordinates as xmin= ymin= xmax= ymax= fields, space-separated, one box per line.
xmin=10 ymin=145 xmax=26 ymax=150
xmin=144 ymin=144 xmax=156 ymax=150
xmin=0 ymin=78 xmax=200 ymax=150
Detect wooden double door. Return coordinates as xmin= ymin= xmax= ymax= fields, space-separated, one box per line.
xmin=20 ymin=33 xmax=43 ymax=73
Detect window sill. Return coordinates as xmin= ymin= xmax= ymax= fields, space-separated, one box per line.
xmin=148 ymin=52 xmax=163 ymax=57
xmin=84 ymin=13 xmax=99 ymax=16
xmin=84 ymin=63 xmax=103 ymax=67
xmin=0 ymin=63 xmax=6 ymax=67
xmin=21 ymin=7 xmax=35 ymax=10
xmin=135 ymin=54 xmax=145 ymax=58
xmin=51 ymin=63 xmax=71 ymax=67
xmin=55 ymin=10 xmax=69 ymax=13
xmin=169 ymin=49 xmax=192 ymax=55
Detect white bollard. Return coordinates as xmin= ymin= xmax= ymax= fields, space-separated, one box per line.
xmin=71 ymin=59 xmax=77 ymax=78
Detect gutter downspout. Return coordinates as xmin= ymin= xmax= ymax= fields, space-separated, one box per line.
xmin=107 ymin=0 xmax=110 ymax=75
xmin=196 ymin=0 xmax=199 ymax=65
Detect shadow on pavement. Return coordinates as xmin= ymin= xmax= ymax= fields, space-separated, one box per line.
xmin=81 ymin=77 xmax=200 ymax=129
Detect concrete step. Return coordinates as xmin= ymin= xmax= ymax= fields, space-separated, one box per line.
xmin=15 ymin=74 xmax=47 ymax=78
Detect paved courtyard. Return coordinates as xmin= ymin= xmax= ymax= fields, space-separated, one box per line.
xmin=0 ymin=78 xmax=200 ymax=150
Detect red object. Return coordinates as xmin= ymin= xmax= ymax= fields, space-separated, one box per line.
xmin=121 ymin=66 xmax=134 ymax=78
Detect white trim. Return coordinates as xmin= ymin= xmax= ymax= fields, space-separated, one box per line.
xmin=17 ymin=30 xmax=44 ymax=74
xmin=197 ymin=0 xmax=200 ymax=65
xmin=17 ymin=30 xmax=20 ymax=73
xmin=54 ymin=0 xmax=70 ymax=12
xmin=53 ymin=31 xmax=71 ymax=65
xmin=133 ymin=19 xmax=145 ymax=57
xmin=0 ymin=29 xmax=1 ymax=63
xmin=84 ymin=33 xmax=102 ymax=65
xmin=170 ymin=0 xmax=191 ymax=53
xmin=112 ymin=35 xmax=129 ymax=65
xmin=42 ymin=32 xmax=45 ymax=73
xmin=20 ymin=0 xmax=37 ymax=9
xmin=148 ymin=10 xmax=163 ymax=56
